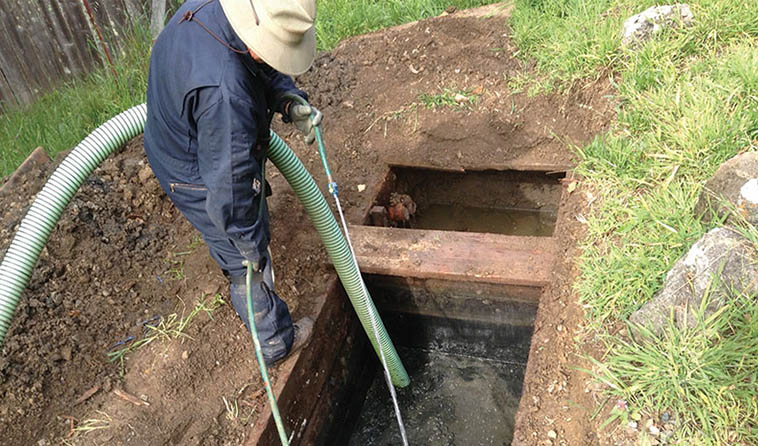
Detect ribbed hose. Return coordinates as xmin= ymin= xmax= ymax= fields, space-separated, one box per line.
xmin=268 ymin=132 xmax=409 ymax=387
xmin=0 ymin=104 xmax=147 ymax=346
xmin=0 ymin=104 xmax=410 ymax=387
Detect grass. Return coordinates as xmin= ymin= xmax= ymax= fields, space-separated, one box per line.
xmin=419 ymin=87 xmax=483 ymax=110
xmin=107 ymin=293 xmax=225 ymax=373
xmin=509 ymin=0 xmax=758 ymax=443
xmin=315 ymin=0 xmax=502 ymax=50
xmin=0 ymin=23 xmax=151 ymax=177
xmin=72 ymin=411 xmax=112 ymax=435
xmin=222 ymin=396 xmax=240 ymax=422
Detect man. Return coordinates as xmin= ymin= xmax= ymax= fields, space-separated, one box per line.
xmin=144 ymin=0 xmax=319 ymax=364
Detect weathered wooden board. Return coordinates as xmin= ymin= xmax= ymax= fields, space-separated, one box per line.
xmin=349 ymin=225 xmax=557 ymax=287
xmin=388 ymin=161 xmax=572 ymax=174
xmin=0 ymin=0 xmax=147 ymax=109
xmin=247 ymin=277 xmax=362 ymax=446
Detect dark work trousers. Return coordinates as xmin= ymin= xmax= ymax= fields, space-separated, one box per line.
xmin=162 ymin=181 xmax=294 ymax=363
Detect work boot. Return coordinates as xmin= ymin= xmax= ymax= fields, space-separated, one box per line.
xmin=290 ymin=317 xmax=314 ymax=354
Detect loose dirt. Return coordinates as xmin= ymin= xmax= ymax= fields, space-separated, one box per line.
xmin=0 ymin=4 xmax=617 ymax=445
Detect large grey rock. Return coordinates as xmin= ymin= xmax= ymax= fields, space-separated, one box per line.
xmin=621 ymin=4 xmax=694 ymax=47
xmin=629 ymin=227 xmax=758 ymax=338
xmin=696 ymin=152 xmax=758 ymax=226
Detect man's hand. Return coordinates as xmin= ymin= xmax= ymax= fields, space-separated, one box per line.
xmin=283 ymin=92 xmax=322 ymax=144
xmin=289 ymin=102 xmax=322 ymax=144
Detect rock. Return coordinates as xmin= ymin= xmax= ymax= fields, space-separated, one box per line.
xmin=621 ymin=4 xmax=693 ymax=46
xmin=696 ymin=152 xmax=758 ymax=225
xmin=138 ymin=164 xmax=154 ymax=185
xmin=630 ymin=227 xmax=758 ymax=337
xmin=120 ymin=158 xmax=142 ymax=179
xmin=547 ymin=430 xmax=557 ymax=439
xmin=60 ymin=346 xmax=72 ymax=362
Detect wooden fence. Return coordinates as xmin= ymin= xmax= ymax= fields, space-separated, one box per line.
xmin=0 ymin=0 xmax=149 ymax=112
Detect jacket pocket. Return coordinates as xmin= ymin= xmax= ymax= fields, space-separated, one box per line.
xmin=169 ymin=182 xmax=207 ymax=193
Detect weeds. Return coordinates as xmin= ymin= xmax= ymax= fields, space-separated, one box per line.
xmin=591 ymin=288 xmax=758 ymax=444
xmin=72 ymin=411 xmax=112 ymax=435
xmin=222 ymin=397 xmax=240 ymax=422
xmin=107 ymin=294 xmax=225 ymax=373
xmin=419 ymin=87 xmax=482 ymax=110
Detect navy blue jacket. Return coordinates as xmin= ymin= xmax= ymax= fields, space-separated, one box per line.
xmin=144 ymin=0 xmax=306 ymax=261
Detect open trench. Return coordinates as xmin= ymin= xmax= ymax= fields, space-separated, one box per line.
xmin=250 ymin=162 xmax=569 ymax=445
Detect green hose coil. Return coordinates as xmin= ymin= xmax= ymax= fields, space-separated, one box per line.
xmin=0 ymin=104 xmax=409 ymax=387
xmin=268 ymin=132 xmax=409 ymax=387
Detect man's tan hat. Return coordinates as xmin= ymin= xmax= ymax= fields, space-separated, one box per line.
xmin=219 ymin=0 xmax=316 ymax=75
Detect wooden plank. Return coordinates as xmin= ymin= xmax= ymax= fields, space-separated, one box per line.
xmin=247 ymin=277 xmax=355 ymax=446
xmin=349 ymin=225 xmax=557 ymax=287
xmin=388 ymin=160 xmax=572 ymax=174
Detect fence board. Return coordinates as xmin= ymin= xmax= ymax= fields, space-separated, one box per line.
xmin=0 ymin=0 xmax=148 ymax=111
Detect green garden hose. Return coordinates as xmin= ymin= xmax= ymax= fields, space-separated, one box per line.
xmin=0 ymin=104 xmax=409 ymax=387
xmin=244 ymin=261 xmax=290 ymax=446
xmin=268 ymin=131 xmax=409 ymax=387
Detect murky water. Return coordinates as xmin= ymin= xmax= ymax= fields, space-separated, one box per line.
xmin=413 ymin=204 xmax=556 ymax=236
xmin=347 ymin=347 xmax=525 ymax=446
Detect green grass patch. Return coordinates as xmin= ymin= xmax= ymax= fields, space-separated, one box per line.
xmin=107 ymin=294 xmax=225 ymax=374
xmin=419 ymin=87 xmax=482 ymax=110
xmin=0 ymin=23 xmax=151 ymax=177
xmin=510 ymin=0 xmax=758 ymax=443
xmin=592 ymin=290 xmax=758 ymax=444
xmin=315 ymin=0 xmax=501 ymax=50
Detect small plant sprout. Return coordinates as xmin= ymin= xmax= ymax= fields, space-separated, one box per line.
xmin=223 ymin=397 xmax=239 ymax=422
xmin=419 ymin=87 xmax=483 ymax=110
xmin=73 ymin=411 xmax=112 ymax=435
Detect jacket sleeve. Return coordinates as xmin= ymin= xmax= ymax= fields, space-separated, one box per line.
xmin=260 ymin=64 xmax=308 ymax=121
xmin=195 ymin=92 xmax=266 ymax=264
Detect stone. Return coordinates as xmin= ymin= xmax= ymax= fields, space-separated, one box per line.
xmin=621 ymin=4 xmax=694 ymax=47
xmin=630 ymin=227 xmax=758 ymax=337
xmin=60 ymin=346 xmax=72 ymax=361
xmin=137 ymin=164 xmax=154 ymax=185
xmin=696 ymin=152 xmax=758 ymax=226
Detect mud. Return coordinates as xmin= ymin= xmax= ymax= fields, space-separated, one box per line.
xmin=0 ymin=4 xmax=614 ymax=445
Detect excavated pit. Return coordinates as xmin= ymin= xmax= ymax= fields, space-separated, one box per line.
xmin=251 ymin=166 xmax=564 ymax=445
xmin=327 ymin=277 xmax=537 ymax=445
xmin=368 ymin=166 xmax=564 ymax=236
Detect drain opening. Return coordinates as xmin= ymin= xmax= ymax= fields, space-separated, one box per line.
xmin=324 ymin=276 xmax=537 ymax=445
xmin=367 ymin=166 xmax=564 ymax=236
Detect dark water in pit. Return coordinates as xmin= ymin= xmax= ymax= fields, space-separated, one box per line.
xmin=347 ymin=346 xmax=524 ymax=446
xmin=413 ymin=204 xmax=556 ymax=236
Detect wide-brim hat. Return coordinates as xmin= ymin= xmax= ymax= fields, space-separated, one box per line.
xmin=219 ymin=0 xmax=316 ymax=76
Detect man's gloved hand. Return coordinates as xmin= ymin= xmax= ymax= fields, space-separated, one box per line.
xmin=283 ymin=93 xmax=322 ymax=144
xmin=289 ymin=103 xmax=322 ymax=144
